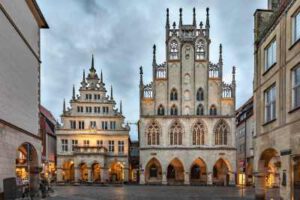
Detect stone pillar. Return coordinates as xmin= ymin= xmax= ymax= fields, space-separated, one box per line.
xmin=229 ymin=172 xmax=235 ymax=186
xmin=139 ymin=171 xmax=145 ymax=184
xmin=162 ymin=172 xmax=167 ymax=185
xmin=184 ymin=172 xmax=190 ymax=185
xmin=100 ymin=168 xmax=105 ymax=183
xmin=88 ymin=168 xmax=92 ymax=182
xmin=74 ymin=167 xmax=80 ymax=183
xmin=124 ymin=168 xmax=129 ymax=182
xmin=207 ymin=172 xmax=213 ymax=185
xmin=255 ymin=172 xmax=266 ymax=200
xmin=57 ymin=168 xmax=63 ymax=182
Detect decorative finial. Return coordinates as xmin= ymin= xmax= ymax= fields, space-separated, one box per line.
xmin=232 ymin=66 xmax=236 ymax=83
xmin=90 ymin=54 xmax=96 ymax=72
xmin=152 ymin=44 xmax=157 ymax=67
xmin=63 ymin=99 xmax=66 ymax=113
xmin=179 ymin=8 xmax=183 ymax=27
xmin=100 ymin=70 xmax=103 ymax=83
xmin=193 ymin=7 xmax=196 ymax=26
xmin=120 ymin=100 xmax=123 ymax=114
xmin=200 ymin=21 xmax=203 ymax=29
xmin=206 ymin=7 xmax=210 ymax=29
xmin=219 ymin=44 xmax=223 ymax=64
xmin=81 ymin=69 xmax=86 ymax=86
xmin=72 ymin=84 xmax=75 ymax=100
xmin=173 ymin=22 xmax=176 ymax=30
xmin=139 ymin=66 xmax=143 ymax=85
xmin=110 ymin=85 xmax=113 ymax=100
xmin=166 ymin=8 xmax=170 ymax=29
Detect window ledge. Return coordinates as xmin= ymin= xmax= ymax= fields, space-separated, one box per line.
xmin=288 ymin=106 xmax=300 ymax=114
xmin=289 ymin=38 xmax=300 ymax=50
xmin=263 ymin=62 xmax=276 ymax=76
xmin=262 ymin=118 xmax=277 ymax=126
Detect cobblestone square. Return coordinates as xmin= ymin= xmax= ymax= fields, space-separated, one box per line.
xmin=49 ymin=185 xmax=256 ymax=200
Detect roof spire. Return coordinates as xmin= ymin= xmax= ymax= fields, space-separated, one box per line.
xmin=100 ymin=70 xmax=103 ymax=83
xmin=173 ymin=21 xmax=176 ymax=30
xmin=90 ymin=54 xmax=96 ymax=72
xmin=166 ymin=8 xmax=170 ymax=29
xmin=110 ymin=85 xmax=113 ymax=100
xmin=193 ymin=7 xmax=196 ymax=26
xmin=72 ymin=84 xmax=75 ymax=100
xmin=120 ymin=100 xmax=123 ymax=114
xmin=152 ymin=44 xmax=157 ymax=67
xmin=63 ymin=99 xmax=66 ymax=113
xmin=200 ymin=21 xmax=203 ymax=29
xmin=179 ymin=8 xmax=182 ymax=28
xmin=81 ymin=69 xmax=86 ymax=87
xmin=205 ymin=7 xmax=210 ymax=29
xmin=232 ymin=66 xmax=236 ymax=84
xmin=139 ymin=66 xmax=143 ymax=86
xmin=219 ymin=44 xmax=223 ymax=78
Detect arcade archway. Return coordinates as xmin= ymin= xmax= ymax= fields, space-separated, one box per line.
xmin=62 ymin=161 xmax=74 ymax=182
xmin=109 ymin=162 xmax=124 ymax=182
xmin=190 ymin=158 xmax=207 ymax=184
xmin=92 ymin=163 xmax=101 ymax=182
xmin=79 ymin=163 xmax=88 ymax=182
xmin=213 ymin=158 xmax=229 ymax=186
xmin=167 ymin=158 xmax=184 ymax=184
xmin=145 ymin=158 xmax=162 ymax=184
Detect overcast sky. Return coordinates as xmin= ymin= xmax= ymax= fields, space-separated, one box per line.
xmin=37 ymin=0 xmax=267 ymax=140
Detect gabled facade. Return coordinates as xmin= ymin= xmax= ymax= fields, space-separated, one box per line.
xmin=56 ymin=56 xmax=130 ymax=183
xmin=139 ymin=8 xmax=237 ymax=185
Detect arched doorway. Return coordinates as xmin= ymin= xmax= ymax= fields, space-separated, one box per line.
xmin=92 ymin=163 xmax=101 ymax=183
xmin=167 ymin=158 xmax=184 ymax=184
xmin=15 ymin=143 xmax=39 ymax=191
xmin=79 ymin=163 xmax=88 ymax=182
xmin=294 ymin=159 xmax=300 ymax=200
xmin=190 ymin=158 xmax=207 ymax=185
xmin=213 ymin=159 xmax=229 ymax=186
xmin=109 ymin=162 xmax=124 ymax=183
xmin=145 ymin=158 xmax=162 ymax=184
xmin=62 ymin=161 xmax=74 ymax=182
xmin=256 ymin=148 xmax=280 ymax=200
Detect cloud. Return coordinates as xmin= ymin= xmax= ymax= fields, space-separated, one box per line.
xmin=37 ymin=0 xmax=267 ymax=140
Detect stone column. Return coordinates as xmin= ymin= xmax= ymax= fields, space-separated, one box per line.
xmin=207 ymin=172 xmax=213 ymax=185
xmin=57 ymin=168 xmax=63 ymax=182
xmin=124 ymin=168 xmax=129 ymax=182
xmin=162 ymin=172 xmax=167 ymax=185
xmin=87 ymin=168 xmax=92 ymax=182
xmin=255 ymin=172 xmax=266 ymax=200
xmin=100 ymin=168 xmax=105 ymax=183
xmin=229 ymin=172 xmax=235 ymax=186
xmin=139 ymin=171 xmax=145 ymax=184
xmin=184 ymin=172 xmax=190 ymax=185
xmin=74 ymin=167 xmax=80 ymax=183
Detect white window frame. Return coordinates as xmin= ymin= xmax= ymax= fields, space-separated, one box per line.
xmin=292 ymin=11 xmax=300 ymax=44
xmin=292 ymin=65 xmax=300 ymax=109
xmin=264 ymin=85 xmax=276 ymax=122
xmin=61 ymin=139 xmax=68 ymax=152
xmin=118 ymin=141 xmax=124 ymax=154
xmin=264 ymin=39 xmax=277 ymax=71
xmin=72 ymin=140 xmax=78 ymax=151
xmin=108 ymin=140 xmax=114 ymax=152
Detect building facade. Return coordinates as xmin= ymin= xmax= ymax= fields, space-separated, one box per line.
xmin=235 ymin=97 xmax=255 ymax=186
xmin=39 ymin=105 xmax=57 ymax=181
xmin=129 ymin=141 xmax=139 ymax=183
xmin=0 ymin=0 xmax=48 ymax=194
xmin=139 ymin=8 xmax=237 ymax=185
xmin=56 ymin=57 xmax=130 ymax=184
xmin=253 ymin=0 xmax=300 ymax=199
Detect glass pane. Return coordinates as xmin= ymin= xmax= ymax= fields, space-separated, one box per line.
xmin=296 ymin=13 xmax=300 ymax=41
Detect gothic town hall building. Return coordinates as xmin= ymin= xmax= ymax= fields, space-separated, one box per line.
xmin=56 ymin=57 xmax=130 ymax=183
xmin=138 ymin=8 xmax=237 ymax=185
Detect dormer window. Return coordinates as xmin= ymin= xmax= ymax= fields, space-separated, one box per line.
xmin=169 ymin=40 xmax=179 ymax=60
xmin=196 ymin=40 xmax=206 ymax=60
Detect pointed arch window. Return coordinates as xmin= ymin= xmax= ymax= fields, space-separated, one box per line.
xmin=215 ymin=120 xmax=229 ymax=145
xmin=196 ymin=40 xmax=206 ymax=60
xmin=170 ymin=88 xmax=178 ymax=101
xmin=193 ymin=121 xmax=205 ymax=145
xmin=196 ymin=104 xmax=204 ymax=115
xmin=209 ymin=105 xmax=217 ymax=115
xmin=170 ymin=105 xmax=178 ymax=116
xmin=157 ymin=105 xmax=165 ymax=116
xmin=170 ymin=121 xmax=183 ymax=145
xmin=169 ymin=40 xmax=179 ymax=60
xmin=196 ymin=88 xmax=204 ymax=101
xmin=146 ymin=121 xmax=160 ymax=145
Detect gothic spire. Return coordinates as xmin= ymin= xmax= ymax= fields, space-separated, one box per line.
xmin=200 ymin=21 xmax=203 ymax=29
xmin=166 ymin=8 xmax=170 ymax=29
xmin=152 ymin=44 xmax=157 ymax=67
xmin=205 ymin=7 xmax=210 ymax=29
xmin=120 ymin=100 xmax=123 ymax=114
xmin=81 ymin=69 xmax=86 ymax=87
xmin=72 ymin=84 xmax=75 ymax=100
xmin=179 ymin=8 xmax=182 ymax=28
xmin=139 ymin=66 xmax=143 ymax=86
xmin=173 ymin=22 xmax=176 ymax=30
xmin=63 ymin=99 xmax=66 ymax=113
xmin=100 ymin=70 xmax=103 ymax=83
xmin=193 ymin=7 xmax=196 ymax=26
xmin=110 ymin=85 xmax=113 ymax=100
xmin=219 ymin=44 xmax=223 ymax=78
xmin=232 ymin=66 xmax=236 ymax=84
xmin=90 ymin=54 xmax=96 ymax=73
